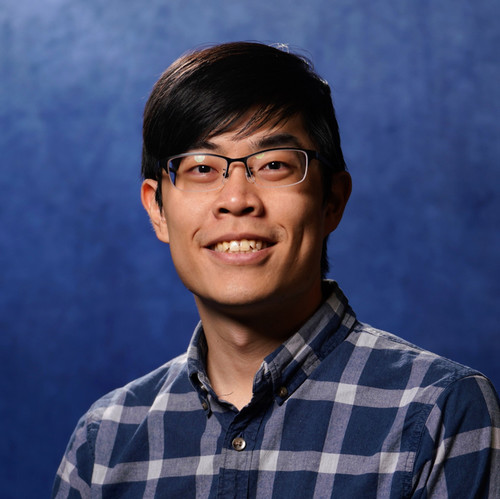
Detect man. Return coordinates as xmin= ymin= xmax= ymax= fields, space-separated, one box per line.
xmin=53 ymin=42 xmax=500 ymax=498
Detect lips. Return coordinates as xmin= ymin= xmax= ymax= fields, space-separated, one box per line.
xmin=212 ymin=239 xmax=269 ymax=253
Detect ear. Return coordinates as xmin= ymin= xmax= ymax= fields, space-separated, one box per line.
xmin=323 ymin=171 xmax=352 ymax=236
xmin=141 ymin=179 xmax=170 ymax=243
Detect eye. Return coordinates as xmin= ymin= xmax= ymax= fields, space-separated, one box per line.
xmin=263 ymin=161 xmax=287 ymax=171
xmin=252 ymin=150 xmax=304 ymax=183
xmin=259 ymin=160 xmax=294 ymax=177
xmin=177 ymin=155 xmax=220 ymax=177
xmin=191 ymin=164 xmax=214 ymax=174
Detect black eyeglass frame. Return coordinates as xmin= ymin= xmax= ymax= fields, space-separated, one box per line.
xmin=159 ymin=147 xmax=335 ymax=192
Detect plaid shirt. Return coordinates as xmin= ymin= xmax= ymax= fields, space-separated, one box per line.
xmin=53 ymin=281 xmax=500 ymax=498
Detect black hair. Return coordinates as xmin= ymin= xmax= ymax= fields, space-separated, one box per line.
xmin=141 ymin=41 xmax=347 ymax=277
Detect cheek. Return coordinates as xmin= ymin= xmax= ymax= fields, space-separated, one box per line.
xmin=277 ymin=194 xmax=326 ymax=249
xmin=163 ymin=200 xmax=208 ymax=264
xmin=163 ymin=196 xmax=203 ymax=240
xmin=166 ymin=217 xmax=193 ymax=257
xmin=166 ymin=224 xmax=199 ymax=291
xmin=285 ymin=186 xmax=325 ymax=225
xmin=162 ymin=208 xmax=189 ymax=257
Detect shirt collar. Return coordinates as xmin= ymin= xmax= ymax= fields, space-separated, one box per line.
xmin=187 ymin=280 xmax=357 ymax=405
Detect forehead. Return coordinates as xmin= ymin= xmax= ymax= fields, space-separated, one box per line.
xmin=191 ymin=114 xmax=315 ymax=153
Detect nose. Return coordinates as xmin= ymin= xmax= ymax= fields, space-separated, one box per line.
xmin=212 ymin=163 xmax=264 ymax=217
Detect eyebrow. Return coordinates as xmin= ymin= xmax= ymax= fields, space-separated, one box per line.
xmin=255 ymin=133 xmax=303 ymax=150
xmin=188 ymin=132 xmax=304 ymax=153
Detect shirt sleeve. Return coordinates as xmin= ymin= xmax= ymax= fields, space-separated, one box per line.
xmin=52 ymin=413 xmax=95 ymax=498
xmin=412 ymin=374 xmax=500 ymax=498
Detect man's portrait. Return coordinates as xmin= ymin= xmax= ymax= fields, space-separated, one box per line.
xmin=2 ymin=2 xmax=499 ymax=498
xmin=52 ymin=42 xmax=499 ymax=498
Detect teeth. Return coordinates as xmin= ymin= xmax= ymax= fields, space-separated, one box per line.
xmin=214 ymin=239 xmax=267 ymax=253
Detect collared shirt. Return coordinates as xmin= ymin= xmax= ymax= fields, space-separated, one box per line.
xmin=53 ymin=281 xmax=500 ymax=498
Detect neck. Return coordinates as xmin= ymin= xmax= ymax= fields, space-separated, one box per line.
xmin=195 ymin=284 xmax=324 ymax=410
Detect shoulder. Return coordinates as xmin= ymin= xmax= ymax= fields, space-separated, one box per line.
xmin=344 ymin=322 xmax=499 ymax=410
xmin=52 ymin=353 xmax=195 ymax=494
xmin=345 ymin=323 xmax=499 ymax=495
xmin=84 ymin=352 xmax=191 ymax=425
xmin=350 ymin=322 xmax=482 ymax=383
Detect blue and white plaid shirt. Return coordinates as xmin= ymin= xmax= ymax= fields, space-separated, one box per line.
xmin=53 ymin=281 xmax=500 ymax=498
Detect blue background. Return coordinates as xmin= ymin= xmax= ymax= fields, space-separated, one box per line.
xmin=1 ymin=0 xmax=499 ymax=496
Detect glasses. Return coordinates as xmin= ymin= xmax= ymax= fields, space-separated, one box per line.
xmin=162 ymin=148 xmax=333 ymax=192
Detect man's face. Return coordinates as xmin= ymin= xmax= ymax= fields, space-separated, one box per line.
xmin=142 ymin=115 xmax=350 ymax=322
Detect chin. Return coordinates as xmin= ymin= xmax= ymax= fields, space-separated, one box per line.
xmin=194 ymin=283 xmax=280 ymax=310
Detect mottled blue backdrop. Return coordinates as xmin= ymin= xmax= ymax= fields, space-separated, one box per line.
xmin=1 ymin=0 xmax=499 ymax=496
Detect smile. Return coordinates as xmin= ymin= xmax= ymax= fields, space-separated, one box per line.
xmin=213 ymin=239 xmax=269 ymax=253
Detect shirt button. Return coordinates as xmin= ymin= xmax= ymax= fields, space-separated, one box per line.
xmin=232 ymin=437 xmax=247 ymax=451
xmin=201 ymin=401 xmax=209 ymax=410
xmin=278 ymin=386 xmax=288 ymax=398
